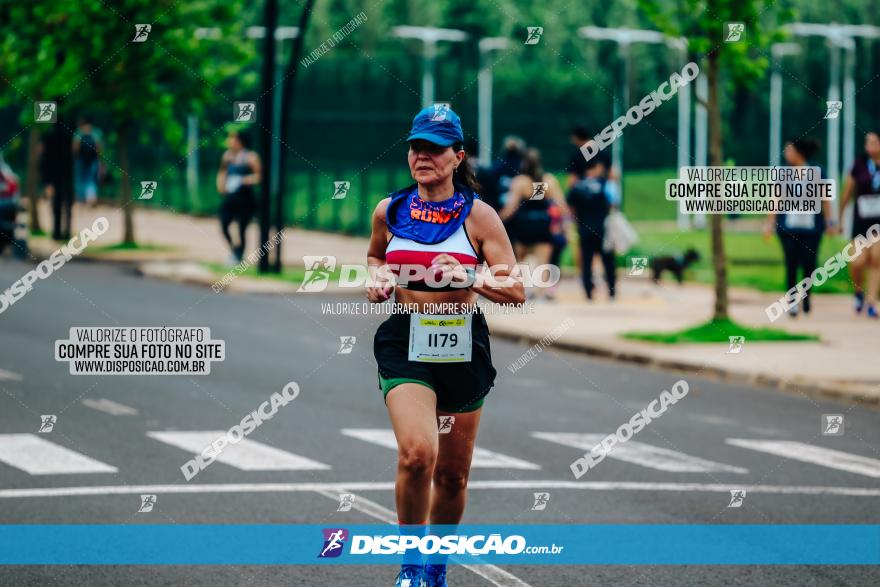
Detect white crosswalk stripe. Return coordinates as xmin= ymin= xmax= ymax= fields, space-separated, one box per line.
xmin=532 ymin=432 xmax=748 ymax=473
xmin=727 ymin=439 xmax=880 ymax=478
xmin=0 ymin=434 xmax=117 ymax=475
xmin=147 ymin=431 xmax=331 ymax=471
xmin=341 ymin=428 xmax=541 ymax=470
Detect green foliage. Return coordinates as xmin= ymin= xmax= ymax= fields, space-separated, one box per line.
xmin=1 ymin=0 xmax=253 ymax=150
xmin=623 ymin=317 xmax=819 ymax=343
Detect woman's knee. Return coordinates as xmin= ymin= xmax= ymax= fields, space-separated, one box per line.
xmin=398 ymin=441 xmax=436 ymax=477
xmin=433 ymin=466 xmax=469 ymax=493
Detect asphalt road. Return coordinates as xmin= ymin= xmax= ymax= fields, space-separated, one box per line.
xmin=0 ymin=258 xmax=878 ymax=586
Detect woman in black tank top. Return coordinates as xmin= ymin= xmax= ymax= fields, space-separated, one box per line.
xmin=216 ymin=130 xmax=261 ymax=264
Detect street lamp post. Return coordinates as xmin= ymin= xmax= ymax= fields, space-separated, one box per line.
xmin=478 ymin=37 xmax=509 ymax=164
xmin=769 ymin=43 xmax=801 ymax=167
xmin=392 ymin=26 xmax=468 ymax=107
xmin=783 ymin=23 xmax=880 ymax=183
xmin=578 ymin=26 xmax=688 ymax=217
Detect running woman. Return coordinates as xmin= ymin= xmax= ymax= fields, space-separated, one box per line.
xmin=216 ymin=130 xmax=261 ymax=264
xmin=498 ymin=148 xmax=569 ymax=300
xmin=839 ymin=131 xmax=880 ymax=317
xmin=367 ymin=105 xmax=524 ymax=587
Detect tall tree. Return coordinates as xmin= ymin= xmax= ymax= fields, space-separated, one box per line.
xmin=639 ymin=0 xmax=788 ymax=320
xmin=2 ymin=0 xmax=250 ymax=244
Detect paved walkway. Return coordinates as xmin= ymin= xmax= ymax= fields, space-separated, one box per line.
xmin=28 ymin=202 xmax=880 ymax=403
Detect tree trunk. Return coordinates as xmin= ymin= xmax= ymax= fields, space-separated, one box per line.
xmin=24 ymin=127 xmax=42 ymax=233
xmin=118 ymin=124 xmax=136 ymax=245
xmin=706 ymin=50 xmax=729 ymax=321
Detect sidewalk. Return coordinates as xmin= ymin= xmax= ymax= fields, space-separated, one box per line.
xmin=28 ymin=202 xmax=880 ymax=404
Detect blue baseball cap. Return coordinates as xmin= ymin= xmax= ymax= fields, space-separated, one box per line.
xmin=406 ymin=104 xmax=464 ymax=148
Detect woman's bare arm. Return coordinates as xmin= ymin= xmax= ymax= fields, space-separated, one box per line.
xmin=470 ymin=200 xmax=525 ymax=305
xmin=367 ymin=198 xmax=393 ymax=302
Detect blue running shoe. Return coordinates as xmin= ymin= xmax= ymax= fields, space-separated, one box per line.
xmin=423 ymin=565 xmax=448 ymax=587
xmin=855 ymin=292 xmax=865 ymax=314
xmin=868 ymin=305 xmax=878 ymax=319
xmin=395 ymin=564 xmax=425 ymax=587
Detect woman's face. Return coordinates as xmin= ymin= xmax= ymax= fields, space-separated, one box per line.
xmin=865 ymin=133 xmax=880 ymax=159
xmin=226 ymin=133 xmax=242 ymax=151
xmin=408 ymin=140 xmax=462 ymax=186
xmin=783 ymin=143 xmax=803 ymax=166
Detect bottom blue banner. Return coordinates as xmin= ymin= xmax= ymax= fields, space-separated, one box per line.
xmin=0 ymin=525 xmax=877 ymax=565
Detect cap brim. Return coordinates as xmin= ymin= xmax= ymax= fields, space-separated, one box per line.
xmin=406 ymin=133 xmax=456 ymax=147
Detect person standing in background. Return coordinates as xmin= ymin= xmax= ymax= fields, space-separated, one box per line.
xmin=838 ymin=131 xmax=880 ymax=318
xmin=73 ymin=116 xmax=102 ymax=207
xmin=216 ymin=130 xmax=261 ymax=264
xmin=567 ymin=161 xmax=618 ymax=300
xmin=763 ymin=137 xmax=831 ymax=317
xmin=40 ymin=101 xmax=74 ymax=241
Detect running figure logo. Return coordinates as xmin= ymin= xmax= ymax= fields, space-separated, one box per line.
xmin=724 ymin=23 xmax=745 ymax=42
xmin=34 ymin=102 xmax=57 ymax=123
xmin=234 ymin=102 xmax=257 ymax=123
xmin=629 ymin=257 xmax=648 ymax=276
xmin=133 ymin=24 xmax=151 ymax=42
xmin=727 ymin=489 xmax=746 ymax=508
xmin=338 ymin=336 xmax=356 ymax=354
xmin=139 ymin=181 xmax=157 ymax=200
xmin=337 ymin=493 xmax=355 ymax=512
xmin=298 ymin=256 xmax=337 ymax=292
xmin=431 ymin=103 xmax=450 ymax=121
xmin=38 ymin=415 xmax=57 ymax=433
xmin=821 ymin=414 xmax=844 ymax=436
xmin=332 ymin=181 xmax=350 ymax=200
xmin=138 ymin=494 xmax=156 ymax=513
xmin=524 ymin=27 xmax=544 ymax=45
xmin=727 ymin=336 xmax=745 ymax=354
xmin=531 ymin=492 xmax=550 ymax=511
xmin=529 ymin=182 xmax=548 ymax=200
xmin=438 ymin=416 xmax=455 ymax=434
xmin=824 ymin=101 xmax=843 ymax=120
xmin=318 ymin=528 xmax=348 ymax=558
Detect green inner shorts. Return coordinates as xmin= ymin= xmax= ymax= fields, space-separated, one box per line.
xmin=378 ymin=375 xmax=486 ymax=413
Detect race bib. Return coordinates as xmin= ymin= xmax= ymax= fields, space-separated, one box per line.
xmin=857 ymin=194 xmax=880 ymax=219
xmin=225 ymin=174 xmax=243 ymax=194
xmin=784 ymin=213 xmax=816 ymax=230
xmin=408 ymin=313 xmax=472 ymax=363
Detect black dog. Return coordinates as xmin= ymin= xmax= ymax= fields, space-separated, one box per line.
xmin=650 ymin=248 xmax=700 ymax=284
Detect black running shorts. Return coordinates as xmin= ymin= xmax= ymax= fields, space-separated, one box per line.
xmin=373 ymin=310 xmax=496 ymax=413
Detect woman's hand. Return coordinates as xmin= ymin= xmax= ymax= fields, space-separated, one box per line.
xmin=367 ymin=265 xmax=395 ymax=302
xmin=429 ymin=253 xmax=472 ymax=286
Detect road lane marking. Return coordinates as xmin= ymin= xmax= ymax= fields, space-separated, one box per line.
xmin=147 ymin=431 xmax=330 ymax=471
xmin=0 ymin=368 xmax=22 ymax=381
xmin=2 ymin=480 xmax=878 ymax=499
xmin=341 ymin=428 xmax=540 ymax=470
xmin=532 ymin=432 xmax=748 ymax=474
xmin=727 ymin=439 xmax=880 ymax=478
xmin=82 ymin=398 xmax=139 ymax=416
xmin=312 ymin=488 xmax=533 ymax=587
xmin=0 ymin=434 xmax=117 ymax=475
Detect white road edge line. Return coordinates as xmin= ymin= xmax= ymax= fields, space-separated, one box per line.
xmin=313 ymin=489 xmax=531 ymax=587
xmin=1 ymin=480 xmax=878 ymax=499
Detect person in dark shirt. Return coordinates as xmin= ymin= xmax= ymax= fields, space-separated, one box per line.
xmin=763 ymin=137 xmax=832 ymax=317
xmin=838 ymin=131 xmax=880 ymax=317
xmin=40 ymin=104 xmax=74 ymax=240
xmin=565 ymin=126 xmax=612 ymax=190
xmin=464 ymin=138 xmax=499 ymax=212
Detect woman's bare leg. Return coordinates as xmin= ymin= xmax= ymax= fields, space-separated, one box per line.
xmin=386 ymin=383 xmax=439 ymax=524
xmin=430 ymin=407 xmax=482 ymax=523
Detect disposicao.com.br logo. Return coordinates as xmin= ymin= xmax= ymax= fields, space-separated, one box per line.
xmin=317 ymin=528 xmax=563 ymax=558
